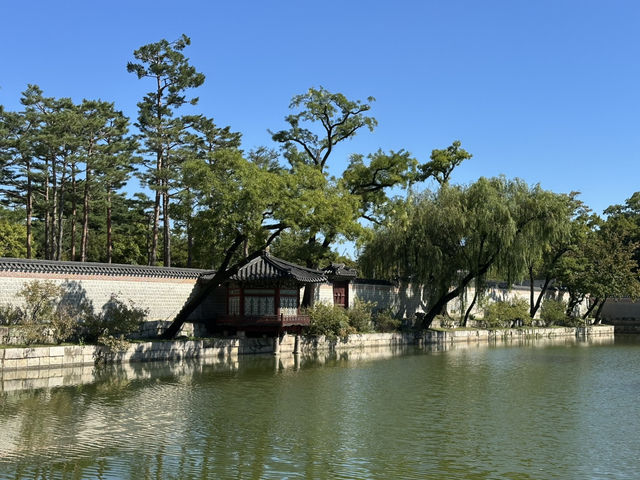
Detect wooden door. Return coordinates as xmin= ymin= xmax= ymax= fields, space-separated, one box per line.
xmin=333 ymin=282 xmax=348 ymax=308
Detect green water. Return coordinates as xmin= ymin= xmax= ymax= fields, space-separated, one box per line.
xmin=0 ymin=336 xmax=638 ymax=479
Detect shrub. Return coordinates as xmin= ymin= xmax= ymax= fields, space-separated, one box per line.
xmin=81 ymin=294 xmax=147 ymax=346
xmin=346 ymin=299 xmax=374 ymax=333
xmin=0 ymin=304 xmax=22 ymax=326
xmin=16 ymin=280 xmax=81 ymax=344
xmin=540 ymin=298 xmax=568 ymax=326
xmin=481 ymin=298 xmax=530 ymax=328
xmin=305 ymin=303 xmax=354 ymax=339
xmin=374 ymin=308 xmax=401 ymax=332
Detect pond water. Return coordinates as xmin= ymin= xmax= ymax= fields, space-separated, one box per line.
xmin=0 ymin=336 xmax=638 ymax=480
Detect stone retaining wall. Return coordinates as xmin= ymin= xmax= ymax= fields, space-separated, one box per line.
xmin=422 ymin=325 xmax=615 ymax=344
xmin=0 ymin=327 xmax=615 ymax=372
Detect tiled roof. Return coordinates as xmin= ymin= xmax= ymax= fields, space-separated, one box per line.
xmin=323 ymin=263 xmax=358 ymax=279
xmin=0 ymin=257 xmax=205 ymax=279
xmin=201 ymin=252 xmax=327 ymax=284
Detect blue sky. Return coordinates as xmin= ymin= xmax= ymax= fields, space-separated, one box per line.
xmin=1 ymin=0 xmax=639 ymax=217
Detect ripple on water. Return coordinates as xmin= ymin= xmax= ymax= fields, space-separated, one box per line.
xmin=1 ymin=339 xmax=639 ymax=479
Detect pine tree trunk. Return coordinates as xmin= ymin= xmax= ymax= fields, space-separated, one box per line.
xmin=25 ymin=157 xmax=33 ymax=259
xmin=44 ymin=164 xmax=50 ymax=260
xmin=56 ymin=161 xmax=68 ymax=261
xmin=107 ymin=189 xmax=113 ymax=263
xmin=187 ymin=218 xmax=193 ymax=268
xmin=50 ymin=156 xmax=58 ymax=260
xmin=70 ymin=164 xmax=77 ymax=261
xmin=163 ymin=185 xmax=171 ymax=267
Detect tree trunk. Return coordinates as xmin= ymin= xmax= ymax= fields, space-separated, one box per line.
xmin=70 ymin=164 xmax=77 ymax=261
xmin=594 ymin=297 xmax=608 ymax=324
xmin=462 ymin=287 xmax=478 ymax=327
xmin=44 ymin=163 xmax=50 ymax=259
xmin=422 ymin=255 xmax=496 ymax=329
xmin=106 ymin=189 xmax=113 ymax=263
xmin=25 ymin=157 xmax=33 ymax=259
xmin=50 ymin=156 xmax=57 ymax=260
xmin=81 ymin=149 xmax=92 ymax=262
xmin=56 ymin=160 xmax=68 ymax=261
xmin=163 ymin=186 xmax=171 ymax=267
xmin=150 ymin=185 xmax=160 ymax=266
xmin=187 ymin=218 xmax=193 ymax=268
xmin=531 ymin=276 xmax=553 ymax=319
xmin=582 ymin=297 xmax=600 ymax=320
xmin=161 ymin=234 xmax=248 ymax=339
xmin=529 ymin=266 xmax=535 ymax=317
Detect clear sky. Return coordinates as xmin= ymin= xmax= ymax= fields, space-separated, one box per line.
xmin=1 ymin=0 xmax=639 ymax=217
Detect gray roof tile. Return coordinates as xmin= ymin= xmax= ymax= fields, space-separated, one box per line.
xmin=0 ymin=257 xmax=205 ymax=279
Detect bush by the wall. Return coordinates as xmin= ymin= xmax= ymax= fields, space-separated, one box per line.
xmin=305 ymin=303 xmax=354 ymax=339
xmin=481 ymin=298 xmax=530 ymax=328
xmin=346 ymin=299 xmax=374 ymax=333
xmin=16 ymin=280 xmax=81 ymax=344
xmin=540 ymin=298 xmax=568 ymax=326
xmin=374 ymin=308 xmax=401 ymax=332
xmin=81 ymin=294 xmax=148 ymax=347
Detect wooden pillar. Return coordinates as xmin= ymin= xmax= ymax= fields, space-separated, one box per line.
xmin=275 ymin=286 xmax=281 ymax=316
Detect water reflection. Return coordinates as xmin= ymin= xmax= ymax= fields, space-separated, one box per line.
xmin=0 ymin=335 xmax=636 ymax=480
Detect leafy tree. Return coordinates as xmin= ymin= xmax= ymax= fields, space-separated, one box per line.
xmin=418 ymin=140 xmax=472 ymax=185
xmin=557 ymin=218 xmax=640 ymax=322
xmin=0 ymin=217 xmax=27 ymax=257
xmin=127 ymin=34 xmax=205 ymax=266
xmin=360 ymin=177 xmax=567 ymax=328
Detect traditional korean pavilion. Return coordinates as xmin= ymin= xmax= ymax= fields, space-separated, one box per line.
xmin=199 ymin=251 xmax=328 ymax=335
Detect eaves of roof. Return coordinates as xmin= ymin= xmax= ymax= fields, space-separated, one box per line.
xmin=0 ymin=257 xmax=205 ymax=279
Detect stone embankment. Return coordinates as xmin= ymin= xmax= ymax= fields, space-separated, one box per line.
xmin=422 ymin=325 xmax=615 ymax=343
xmin=0 ymin=326 xmax=615 ymax=372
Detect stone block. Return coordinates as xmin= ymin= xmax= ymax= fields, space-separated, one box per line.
xmin=49 ymin=346 xmax=65 ymax=357
xmin=3 ymin=359 xmax=18 ymax=369
xmin=63 ymin=354 xmax=81 ymax=366
xmin=39 ymin=356 xmax=50 ymax=367
xmin=4 ymin=348 xmax=25 ymax=360
xmin=48 ymin=376 xmax=64 ymax=388
xmin=3 ymin=379 xmax=22 ymax=391
xmin=15 ymin=358 xmax=27 ymax=369
xmin=49 ymin=356 xmax=63 ymax=366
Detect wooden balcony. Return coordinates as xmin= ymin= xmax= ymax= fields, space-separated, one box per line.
xmin=217 ymin=314 xmax=311 ymax=328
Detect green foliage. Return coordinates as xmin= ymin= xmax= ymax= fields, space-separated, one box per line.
xmin=82 ymin=294 xmax=147 ymax=345
xmin=540 ymin=298 xmax=569 ymax=326
xmin=360 ymin=176 xmax=568 ymax=327
xmin=0 ymin=218 xmax=27 ymax=257
xmin=15 ymin=280 xmax=82 ymax=344
xmin=374 ymin=308 xmax=401 ymax=332
xmin=418 ymin=140 xmax=472 ymax=185
xmin=346 ymin=299 xmax=374 ymax=333
xmin=481 ymin=298 xmax=530 ymax=328
xmin=0 ymin=304 xmax=22 ymax=326
xmin=305 ymin=303 xmax=354 ymax=339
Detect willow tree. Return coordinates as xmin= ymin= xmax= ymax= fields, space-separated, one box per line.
xmin=360 ymin=177 xmax=567 ymax=328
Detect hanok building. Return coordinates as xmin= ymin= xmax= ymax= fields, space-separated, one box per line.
xmin=322 ymin=263 xmax=358 ymax=308
xmin=194 ymin=251 xmax=328 ymax=336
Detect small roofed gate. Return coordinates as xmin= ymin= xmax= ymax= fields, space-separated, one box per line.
xmin=323 ymin=263 xmax=357 ymax=309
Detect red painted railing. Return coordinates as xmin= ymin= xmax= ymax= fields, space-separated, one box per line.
xmin=217 ymin=314 xmax=310 ymax=328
